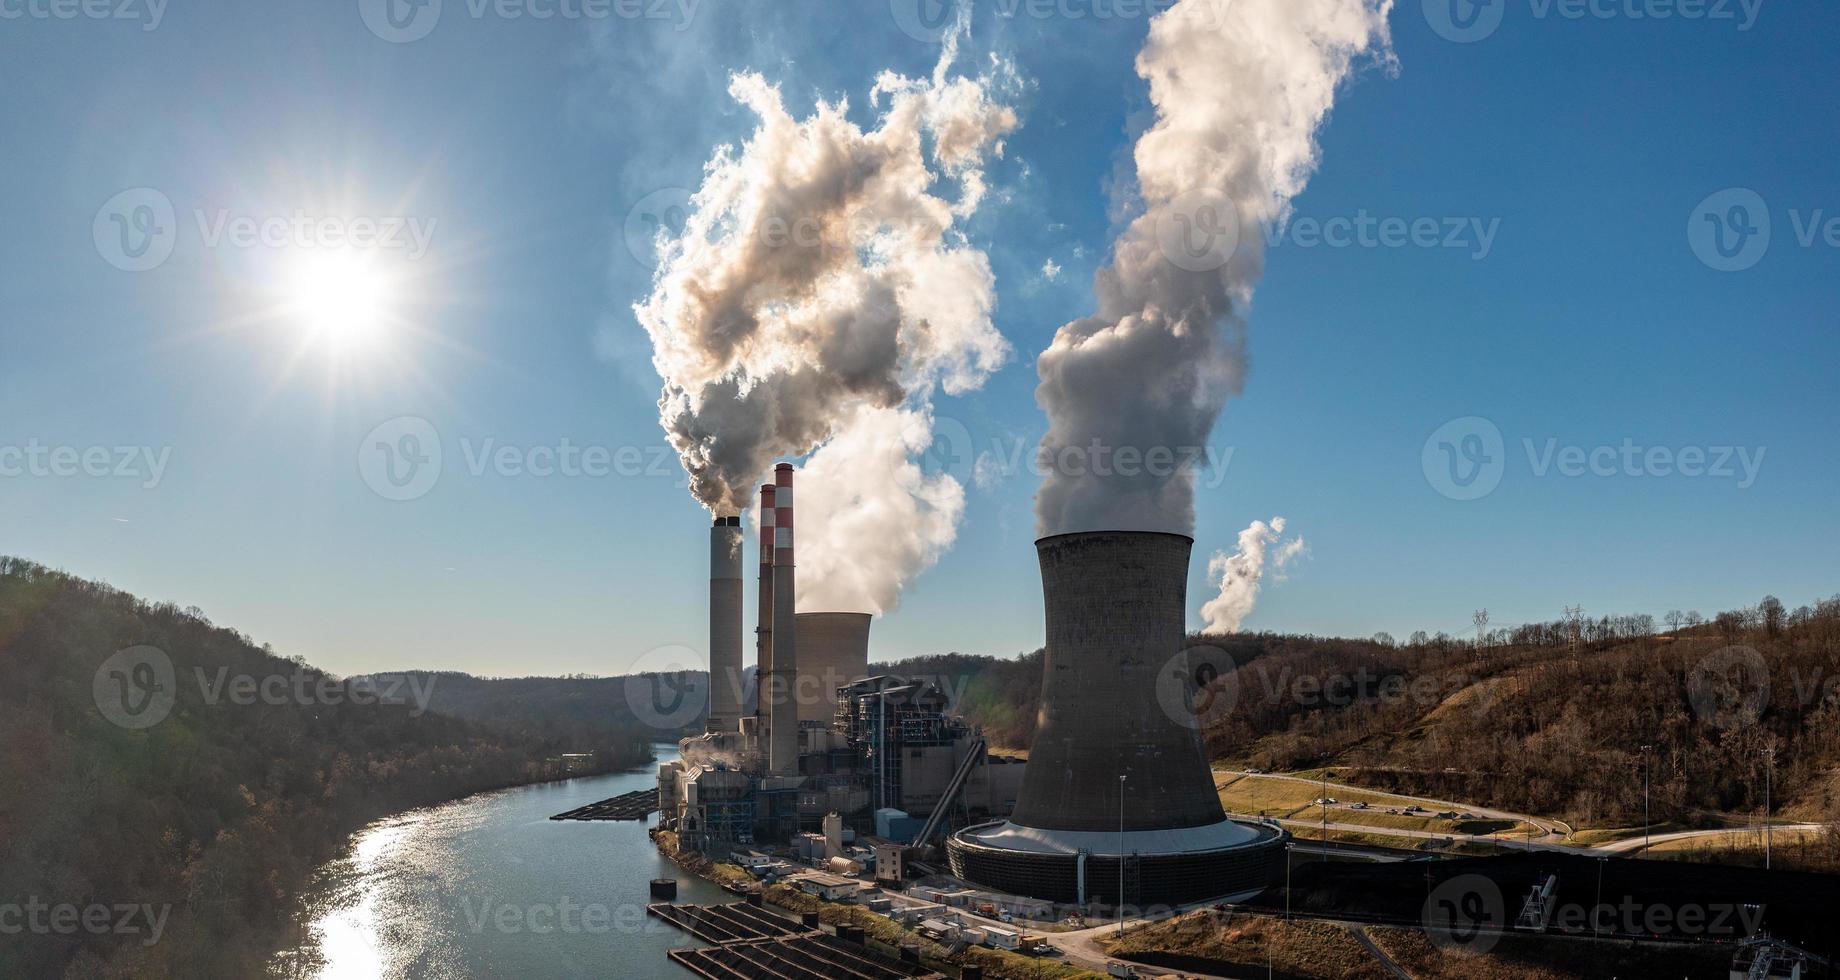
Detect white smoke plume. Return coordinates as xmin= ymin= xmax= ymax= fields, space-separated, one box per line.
xmin=790 ymin=404 xmax=965 ymax=614
xmin=634 ymin=27 xmax=1017 ymax=613
xmin=1199 ymin=517 xmax=1306 ymax=633
xmin=1034 ymin=0 xmax=1393 ymax=535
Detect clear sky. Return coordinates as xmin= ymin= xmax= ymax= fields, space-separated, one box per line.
xmin=3 ymin=0 xmax=1835 ymax=678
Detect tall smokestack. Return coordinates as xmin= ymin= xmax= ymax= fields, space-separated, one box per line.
xmin=768 ymin=463 xmax=799 ymax=775
xmin=755 ymin=484 xmax=776 ymax=739
xmin=1009 ymin=530 xmax=1224 ymax=832
xmin=708 ymin=516 xmax=744 ymax=734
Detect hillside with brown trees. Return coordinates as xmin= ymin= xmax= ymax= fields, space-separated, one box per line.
xmin=0 ymin=558 xmax=653 ymax=979
xmin=883 ymin=593 xmax=1840 ymax=864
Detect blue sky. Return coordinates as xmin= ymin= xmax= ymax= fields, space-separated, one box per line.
xmin=2 ymin=0 xmax=1835 ymax=677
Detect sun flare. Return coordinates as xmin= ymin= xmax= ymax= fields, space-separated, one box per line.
xmin=283 ymin=248 xmax=393 ymax=350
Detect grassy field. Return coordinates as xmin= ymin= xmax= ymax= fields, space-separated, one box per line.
xmin=1215 ymin=772 xmax=1543 ymax=840
xmin=1646 ymin=827 xmax=1821 ymax=853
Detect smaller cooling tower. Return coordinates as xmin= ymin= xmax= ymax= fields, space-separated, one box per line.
xmin=793 ymin=612 xmax=871 ymax=727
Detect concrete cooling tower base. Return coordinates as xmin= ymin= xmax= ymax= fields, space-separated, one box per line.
xmin=948 ymin=818 xmax=1285 ymax=906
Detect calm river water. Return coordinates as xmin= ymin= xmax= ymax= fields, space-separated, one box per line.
xmin=275 ymin=745 xmax=725 ymax=979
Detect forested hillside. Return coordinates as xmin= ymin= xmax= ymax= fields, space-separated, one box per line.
xmin=0 ymin=558 xmax=652 ymax=979
xmin=882 ymin=593 xmax=1840 ymax=857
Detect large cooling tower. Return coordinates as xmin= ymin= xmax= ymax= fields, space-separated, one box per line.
xmin=707 ymin=516 xmax=744 ymax=734
xmin=1010 ymin=531 xmax=1224 ymax=831
xmin=793 ymin=612 xmax=871 ymax=727
xmin=947 ymin=530 xmax=1286 ymax=906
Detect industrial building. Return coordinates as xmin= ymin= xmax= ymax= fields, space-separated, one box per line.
xmin=660 ymin=471 xmax=1281 ymax=908
xmin=659 ymin=463 xmax=1024 ymax=854
xmin=945 ymin=531 xmax=1287 ymax=906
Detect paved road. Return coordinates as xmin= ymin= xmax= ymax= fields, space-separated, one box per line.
xmin=1593 ymin=824 xmax=1825 ymax=854
xmin=1227 ymin=770 xmax=1833 ymax=857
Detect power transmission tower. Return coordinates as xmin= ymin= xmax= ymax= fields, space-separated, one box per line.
xmin=1564 ymin=605 xmax=1584 ymax=654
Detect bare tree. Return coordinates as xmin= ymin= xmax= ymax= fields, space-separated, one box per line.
xmin=1665 ymin=610 xmax=1684 ymax=636
xmin=1372 ymin=632 xmax=1395 ymax=647
xmin=1761 ymin=595 xmax=1785 ymax=639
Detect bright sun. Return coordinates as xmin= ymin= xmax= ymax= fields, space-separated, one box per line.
xmin=283 ymin=249 xmax=392 ymax=349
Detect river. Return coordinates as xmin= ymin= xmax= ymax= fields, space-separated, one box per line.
xmin=275 ymin=745 xmax=726 ymax=979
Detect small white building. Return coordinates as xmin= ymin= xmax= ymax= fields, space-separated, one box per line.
xmin=790 ymin=872 xmax=857 ymax=901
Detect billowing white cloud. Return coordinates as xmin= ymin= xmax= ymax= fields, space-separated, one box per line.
xmin=634 ymin=26 xmax=1017 ymax=613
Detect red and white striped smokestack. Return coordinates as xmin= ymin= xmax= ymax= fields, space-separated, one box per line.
xmin=768 ymin=463 xmax=799 ymax=775
xmin=755 ymin=483 xmax=776 ymax=739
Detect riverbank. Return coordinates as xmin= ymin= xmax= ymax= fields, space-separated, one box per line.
xmin=274 ymin=746 xmax=727 ymax=979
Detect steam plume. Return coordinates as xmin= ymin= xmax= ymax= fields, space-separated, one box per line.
xmin=1199 ymin=517 xmax=1306 ymax=633
xmin=1034 ymin=0 xmax=1393 ymax=535
xmin=635 ymin=29 xmax=1017 ymax=613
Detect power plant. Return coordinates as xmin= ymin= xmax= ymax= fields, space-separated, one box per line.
xmin=659 ymin=474 xmax=1284 ymax=908
xmin=660 ymin=463 xmax=1024 ymax=856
